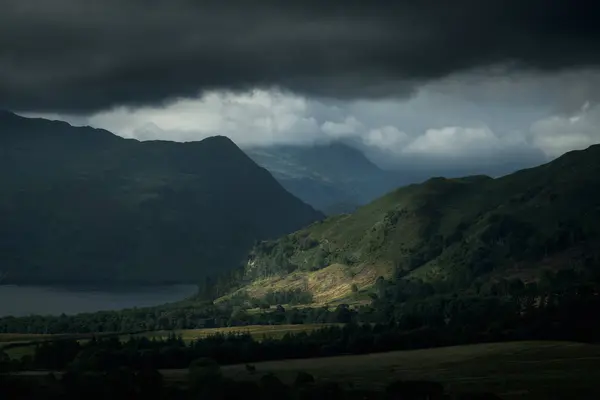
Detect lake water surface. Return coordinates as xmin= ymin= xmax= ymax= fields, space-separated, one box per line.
xmin=0 ymin=284 xmax=198 ymax=317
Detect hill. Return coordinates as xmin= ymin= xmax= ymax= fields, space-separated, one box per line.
xmin=0 ymin=111 xmax=323 ymax=284
xmin=236 ymin=144 xmax=600 ymax=302
xmin=244 ymin=142 xmax=399 ymax=214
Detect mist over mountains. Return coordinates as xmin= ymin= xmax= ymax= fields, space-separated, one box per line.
xmin=244 ymin=139 xmax=548 ymax=214
xmin=244 ymin=142 xmax=396 ymax=214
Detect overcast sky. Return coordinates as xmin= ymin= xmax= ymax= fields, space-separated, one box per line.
xmin=3 ymin=1 xmax=600 ymax=171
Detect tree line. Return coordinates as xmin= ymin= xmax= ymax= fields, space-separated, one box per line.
xmin=1 ymin=265 xmax=600 ymax=338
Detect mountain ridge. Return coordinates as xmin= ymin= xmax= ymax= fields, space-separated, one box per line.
xmin=0 ymin=112 xmax=324 ymax=284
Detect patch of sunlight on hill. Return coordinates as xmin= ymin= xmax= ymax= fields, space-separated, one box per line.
xmin=225 ymin=263 xmax=391 ymax=304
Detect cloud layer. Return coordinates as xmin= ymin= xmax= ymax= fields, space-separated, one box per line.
xmin=27 ymin=86 xmax=600 ymax=175
xmin=2 ymin=0 xmax=600 ymax=113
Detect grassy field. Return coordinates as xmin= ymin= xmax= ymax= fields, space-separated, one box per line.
xmin=1 ymin=333 xmax=79 ymax=359
xmin=159 ymin=341 xmax=600 ymax=399
xmin=8 ymin=340 xmax=600 ymax=398
xmin=128 ymin=324 xmax=332 ymax=342
xmin=2 ymin=345 xmax=37 ymax=360
xmin=0 ymin=333 xmax=54 ymax=343
xmin=0 ymin=332 xmax=104 ymax=359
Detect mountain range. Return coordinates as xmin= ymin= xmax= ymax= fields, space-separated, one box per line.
xmin=3 ymin=110 xmax=599 ymax=296
xmin=244 ymin=141 xmax=544 ymax=215
xmin=0 ymin=111 xmax=323 ymax=284
xmin=234 ymin=144 xmax=600 ymax=303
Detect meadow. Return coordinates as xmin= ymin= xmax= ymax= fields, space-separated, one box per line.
xmin=163 ymin=341 xmax=600 ymax=399
xmin=6 ymin=337 xmax=600 ymax=399
xmin=130 ymin=323 xmax=333 ymax=342
xmin=0 ymin=332 xmax=105 ymax=359
xmin=4 ymin=324 xmax=600 ymax=399
xmin=0 ymin=334 xmax=53 ymax=344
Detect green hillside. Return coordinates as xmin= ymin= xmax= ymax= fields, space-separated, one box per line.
xmin=0 ymin=111 xmax=323 ymax=284
xmin=239 ymin=144 xmax=600 ymax=300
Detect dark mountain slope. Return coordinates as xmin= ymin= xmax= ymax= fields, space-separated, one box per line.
xmin=0 ymin=112 xmax=323 ymax=284
xmin=239 ymin=144 xmax=600 ymax=300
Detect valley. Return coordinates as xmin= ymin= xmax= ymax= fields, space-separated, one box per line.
xmin=1 ymin=117 xmax=600 ymax=400
xmin=244 ymin=143 xmax=402 ymax=214
xmin=3 ymin=3 xmax=600 ymax=398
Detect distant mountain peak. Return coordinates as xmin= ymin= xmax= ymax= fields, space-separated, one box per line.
xmin=132 ymin=122 xmax=165 ymax=140
xmin=201 ymin=135 xmax=237 ymax=145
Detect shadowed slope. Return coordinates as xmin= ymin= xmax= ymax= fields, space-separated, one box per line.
xmin=0 ymin=112 xmax=323 ymax=284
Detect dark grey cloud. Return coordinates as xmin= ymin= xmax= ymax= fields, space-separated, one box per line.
xmin=2 ymin=0 xmax=600 ymax=113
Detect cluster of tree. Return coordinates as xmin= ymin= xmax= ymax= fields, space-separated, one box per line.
xmin=366 ymin=265 xmax=600 ymax=339
xmin=0 ymin=301 xmax=226 ymax=334
xmin=226 ymin=288 xmax=314 ymax=308
xmin=246 ymin=231 xmax=337 ymax=280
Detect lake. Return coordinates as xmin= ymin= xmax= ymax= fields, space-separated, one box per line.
xmin=0 ymin=284 xmax=198 ymax=317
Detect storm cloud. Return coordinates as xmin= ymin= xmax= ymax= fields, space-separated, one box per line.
xmin=2 ymin=0 xmax=600 ymax=113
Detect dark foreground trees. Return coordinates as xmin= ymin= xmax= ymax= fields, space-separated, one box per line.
xmin=0 ymin=366 xmax=501 ymax=400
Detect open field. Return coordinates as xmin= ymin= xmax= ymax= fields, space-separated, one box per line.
xmin=133 ymin=323 xmax=333 ymax=342
xmin=0 ymin=334 xmax=54 ymax=344
xmin=1 ymin=333 xmax=98 ymax=359
xmin=0 ymin=333 xmax=104 ymax=360
xmin=161 ymin=341 xmax=600 ymax=399
xmin=2 ymin=345 xmax=37 ymax=360
xmin=6 ymin=326 xmax=600 ymax=398
xmin=9 ymin=341 xmax=600 ymax=398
